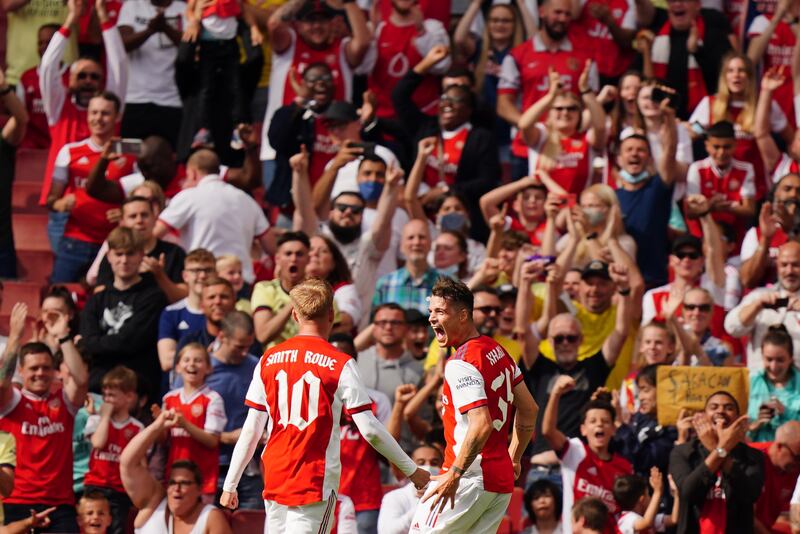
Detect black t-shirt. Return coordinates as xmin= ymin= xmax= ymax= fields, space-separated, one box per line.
xmin=0 ymin=137 xmax=15 ymax=249
xmin=97 ymin=239 xmax=186 ymax=288
xmin=523 ymin=352 xmax=611 ymax=455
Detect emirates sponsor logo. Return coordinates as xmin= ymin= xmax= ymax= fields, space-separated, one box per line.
xmin=93 ymin=443 xmax=122 ymax=462
xmin=576 ymin=477 xmax=616 ymax=510
xmin=21 ymin=416 xmax=65 ymax=436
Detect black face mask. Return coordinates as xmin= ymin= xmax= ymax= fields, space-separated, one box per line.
xmin=328 ymin=221 xmax=361 ymax=244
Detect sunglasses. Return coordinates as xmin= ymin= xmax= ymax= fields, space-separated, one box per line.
xmin=440 ymin=95 xmax=468 ymax=106
xmin=77 ymin=71 xmax=102 ymax=81
xmin=683 ymin=303 xmax=712 ymax=312
xmin=334 ymin=203 xmax=364 ymax=215
xmin=305 ymin=74 xmax=333 ymax=84
xmin=475 ymin=306 xmax=501 ymax=315
xmin=674 ymin=250 xmax=702 ymax=260
xmin=553 ymin=105 xmax=579 ymax=113
xmin=553 ymin=334 xmax=580 ymax=345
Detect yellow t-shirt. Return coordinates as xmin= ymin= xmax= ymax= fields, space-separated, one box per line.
xmin=6 ymin=0 xmax=77 ymax=84
xmin=538 ymin=301 xmax=637 ymax=390
xmin=0 ymin=431 xmax=16 ymax=522
xmin=423 ymin=334 xmax=523 ymax=371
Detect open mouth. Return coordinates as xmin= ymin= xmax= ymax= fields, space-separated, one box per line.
xmin=288 ymin=265 xmax=299 ymax=274
xmin=431 ymin=324 xmax=446 ymax=342
xmin=594 ymin=430 xmax=606 ymax=440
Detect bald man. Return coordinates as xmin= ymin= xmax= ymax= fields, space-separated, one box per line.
xmin=751 ymin=422 xmax=800 ymax=532
xmin=521 ymin=313 xmax=625 ymax=475
xmin=153 ymin=149 xmax=273 ymax=284
xmin=726 ymin=241 xmax=800 ymax=372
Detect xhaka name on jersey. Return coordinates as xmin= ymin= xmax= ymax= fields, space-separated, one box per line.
xmin=22 ymin=416 xmax=65 ymax=436
xmin=265 ymin=349 xmax=338 ymax=371
xmin=485 ymin=346 xmax=505 ymax=365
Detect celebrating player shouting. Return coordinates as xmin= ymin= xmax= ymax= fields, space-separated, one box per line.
xmin=411 ymin=278 xmax=539 ymax=533
xmin=220 ymin=278 xmax=429 ymax=533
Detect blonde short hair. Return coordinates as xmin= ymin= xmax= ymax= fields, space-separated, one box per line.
xmin=216 ymin=254 xmax=242 ymax=270
xmin=290 ymin=278 xmax=333 ymax=320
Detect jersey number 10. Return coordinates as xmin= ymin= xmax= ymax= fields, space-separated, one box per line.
xmin=275 ymin=370 xmax=321 ymax=431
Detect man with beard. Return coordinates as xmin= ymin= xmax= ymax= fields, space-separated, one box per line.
xmin=497 ymin=0 xmax=597 ymax=180
xmin=40 ymin=0 xmax=128 ymax=251
xmin=725 ymin=241 xmax=800 ymax=371
xmin=739 ymin=173 xmax=800 ymax=288
xmin=669 ymin=391 xmax=763 ymax=534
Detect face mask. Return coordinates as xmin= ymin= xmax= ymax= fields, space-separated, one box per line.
xmin=582 ymin=207 xmax=605 ymax=227
xmin=619 ymin=169 xmax=650 ymax=184
xmin=358 ymin=181 xmax=384 ymax=201
xmin=328 ymin=221 xmax=361 ymax=244
xmin=417 ymin=465 xmax=441 ymax=477
xmin=437 ymin=264 xmax=460 ymax=278
xmin=437 ymin=212 xmax=469 ymax=233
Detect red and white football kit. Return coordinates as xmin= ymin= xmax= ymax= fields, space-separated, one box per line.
xmin=740 ymin=225 xmax=790 ymax=288
xmin=748 ymin=14 xmax=796 ymax=127
xmin=339 ymin=389 xmax=391 ymax=515
xmin=163 ymin=385 xmax=227 ymax=495
xmin=642 ymin=274 xmax=726 ymax=335
xmin=52 ymin=138 xmax=137 ymax=244
xmin=309 ymin=118 xmax=337 ymax=186
xmin=83 ymin=415 xmax=144 ymax=493
xmin=499 ymin=33 xmax=597 ymax=159
xmin=423 ymin=124 xmax=470 ymax=188
xmin=558 ymin=437 xmax=632 ymax=524
xmin=685 ymin=157 xmax=755 ymax=238
xmin=17 ymin=65 xmax=59 ymax=149
xmin=410 ymin=335 xmax=522 ymax=533
xmin=376 ymin=0 xmax=450 ymax=26
xmin=361 ymin=19 xmax=451 ymax=119
xmin=0 ymin=388 xmax=79 ymax=506
xmin=751 ymin=441 xmax=796 ymax=529
xmin=770 ymin=152 xmax=800 ymax=183
xmin=39 ymin=24 xmax=127 ymax=205
xmin=571 ymin=0 xmax=636 ymax=79
xmin=527 ymin=123 xmax=593 ymax=194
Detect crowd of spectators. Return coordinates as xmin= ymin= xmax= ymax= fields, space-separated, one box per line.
xmin=2 ymin=0 xmax=800 ymax=532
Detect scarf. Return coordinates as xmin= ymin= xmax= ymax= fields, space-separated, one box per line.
xmin=652 ymin=15 xmax=708 ymax=117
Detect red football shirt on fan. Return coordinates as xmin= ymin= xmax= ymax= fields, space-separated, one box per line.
xmin=699 ymin=472 xmax=727 ymax=534
xmin=508 ymin=216 xmax=548 ymax=246
xmin=163 ymin=385 xmax=227 ymax=495
xmin=685 ymin=157 xmax=755 ymax=238
xmin=441 ymin=335 xmax=522 ymax=494
xmin=377 ymin=0 xmax=450 ymax=26
xmin=527 ymin=124 xmax=593 ymax=194
xmin=423 ymin=124 xmax=470 ymax=188
xmin=751 ymin=441 xmax=796 ymax=529
xmin=0 ymin=388 xmax=79 ymax=506
xmin=748 ymin=14 xmax=796 ymax=127
xmin=571 ymin=0 xmax=636 ymax=78
xmin=282 ymin=34 xmax=347 ymax=106
xmin=310 ymin=118 xmax=337 ymax=186
xmin=558 ymin=437 xmax=632 ymax=521
xmin=245 ymin=335 xmax=373 ymax=506
xmin=52 ymin=138 xmax=136 ymax=244
xmin=83 ymin=415 xmax=144 ymax=493
xmin=17 ymin=66 xmax=55 ymax=149
xmin=499 ymin=34 xmax=596 ymax=158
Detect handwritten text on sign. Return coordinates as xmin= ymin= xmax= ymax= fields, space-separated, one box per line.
xmin=656 ymin=366 xmax=749 ymax=426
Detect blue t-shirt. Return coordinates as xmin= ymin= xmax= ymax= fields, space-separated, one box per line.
xmin=158 ymin=298 xmax=205 ymax=342
xmin=173 ymin=353 xmax=259 ymax=465
xmin=617 ymin=176 xmax=673 ymax=287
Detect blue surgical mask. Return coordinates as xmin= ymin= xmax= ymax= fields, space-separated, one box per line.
xmin=358 ymin=181 xmax=384 ymax=201
xmin=582 ymin=208 xmax=605 ymax=227
xmin=619 ymin=169 xmax=650 ymax=184
xmin=437 ymin=264 xmax=460 ymax=278
xmin=437 ymin=212 xmax=469 ymax=232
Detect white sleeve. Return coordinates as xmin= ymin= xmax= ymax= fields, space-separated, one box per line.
xmin=559 ymin=436 xmax=587 ymax=469
xmin=641 ymin=290 xmax=657 ymax=325
xmin=688 ymin=97 xmax=710 ymax=127
xmin=222 ymin=408 xmax=269 ymax=492
xmin=370 ymin=390 xmax=392 ymax=425
xmin=203 ymin=392 xmax=227 ymax=434
xmin=724 ymin=289 xmax=762 ymax=337
xmin=686 ymin=163 xmax=701 ymax=196
xmin=52 ymin=144 xmax=72 ymax=184
xmin=445 ymin=359 xmax=487 ymax=414
xmin=334 ymin=284 xmax=363 ymax=326
xmin=724 ymin=263 xmax=742 ymax=311
xmin=791 ymin=475 xmax=800 ymax=504
xmin=377 ymin=488 xmax=417 ymax=534
xmin=351 ymin=410 xmax=417 ymax=476
xmin=498 ymin=54 xmax=520 ymax=92
xmin=83 ymin=414 xmax=101 ymax=437
xmin=102 ymin=25 xmax=129 ymax=110
xmin=740 ymin=164 xmax=756 ymax=199
xmin=771 ymin=100 xmax=788 ymax=133
xmin=158 ymin=191 xmax=193 ymax=232
xmin=85 ymin=241 xmax=109 ymax=286
xmin=336 ymin=495 xmax=358 ymax=534
xmin=251 ymin=198 xmax=270 ymax=237
xmin=14 ymin=82 xmax=25 ymax=107
xmin=747 ymin=14 xmax=770 ymax=37
xmin=676 ymin=123 xmax=694 ymax=165
xmin=40 ymin=30 xmax=68 ymax=125
xmin=119 ymin=173 xmax=144 ymax=197
xmin=414 ymin=20 xmax=452 ymax=75
xmin=116 ymin=0 xmax=135 ymax=28
xmin=620 ymin=0 xmax=637 ymax=30
xmin=244 ymin=356 xmax=268 ymax=411
xmin=339 ymin=359 xmax=376 ymax=413
xmin=739 ymin=227 xmax=759 ymax=261
xmin=0 ymin=389 xmax=21 ymax=418
xmin=354 ymin=26 xmax=378 ymax=76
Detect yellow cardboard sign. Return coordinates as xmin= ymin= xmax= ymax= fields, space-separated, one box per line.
xmin=656 ymin=366 xmax=749 ymax=426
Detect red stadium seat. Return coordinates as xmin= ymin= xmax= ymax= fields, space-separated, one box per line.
xmin=230 ymin=509 xmax=265 ymax=534
xmin=0 ymin=281 xmax=43 ymax=317
xmin=15 ymin=250 xmax=53 ymax=286
xmin=12 ymin=213 xmax=50 ymax=252
xmin=14 ymin=148 xmax=48 ymax=183
xmin=507 ymin=486 xmax=524 ymax=533
xmin=11 ymin=181 xmax=45 ymax=213
xmin=497 ymin=515 xmax=512 ymax=534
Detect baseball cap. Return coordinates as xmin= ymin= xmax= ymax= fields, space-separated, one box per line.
xmin=581 ymin=260 xmax=610 ymax=281
xmin=296 ymin=0 xmax=337 ymax=20
xmin=497 ymin=284 xmax=518 ymax=300
xmin=671 ymin=235 xmax=703 ymax=255
xmin=321 ymin=101 xmax=359 ymax=124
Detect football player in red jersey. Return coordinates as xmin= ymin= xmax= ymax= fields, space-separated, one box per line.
xmin=411 ymin=278 xmax=538 ymax=533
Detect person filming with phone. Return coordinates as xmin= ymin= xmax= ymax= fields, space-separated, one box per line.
xmin=726 ymin=241 xmax=800 ymax=373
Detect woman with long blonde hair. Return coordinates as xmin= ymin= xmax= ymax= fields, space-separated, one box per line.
xmin=518 ymin=63 xmax=606 ymax=195
xmin=689 ymin=52 xmax=793 ymax=197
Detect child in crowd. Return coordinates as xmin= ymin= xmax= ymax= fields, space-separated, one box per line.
xmin=614 ymin=468 xmax=679 ymax=533
xmin=543 ymin=375 xmax=633 ymax=527
xmin=619 ymin=323 xmax=675 ymax=417
xmin=523 ymin=479 xmax=563 ymax=533
xmin=216 ymin=254 xmax=251 ymax=312
xmin=83 ymin=366 xmax=143 ymax=534
xmin=77 ymin=490 xmax=113 ymax=534
xmin=162 ymin=343 xmax=227 ymax=500
xmin=571 ymin=497 xmax=610 ymax=534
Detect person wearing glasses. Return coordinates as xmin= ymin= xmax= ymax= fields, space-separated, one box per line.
xmin=120 ymin=411 xmax=231 ymax=534
xmin=678 ymin=287 xmax=735 ymax=366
